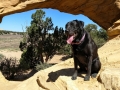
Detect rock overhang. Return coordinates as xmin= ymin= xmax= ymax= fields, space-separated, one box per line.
xmin=0 ymin=0 xmax=120 ymax=38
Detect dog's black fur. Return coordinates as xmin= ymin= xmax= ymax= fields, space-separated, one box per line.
xmin=65 ymin=20 xmax=101 ymax=81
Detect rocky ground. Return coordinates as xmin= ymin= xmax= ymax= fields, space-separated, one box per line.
xmin=0 ymin=35 xmax=120 ymax=90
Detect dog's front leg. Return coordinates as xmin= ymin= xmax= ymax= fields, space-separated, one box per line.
xmin=84 ymin=56 xmax=92 ymax=81
xmin=72 ymin=57 xmax=78 ymax=80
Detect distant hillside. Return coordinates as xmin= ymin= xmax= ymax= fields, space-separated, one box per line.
xmin=0 ymin=30 xmax=23 ymax=51
xmin=0 ymin=30 xmax=24 ymax=35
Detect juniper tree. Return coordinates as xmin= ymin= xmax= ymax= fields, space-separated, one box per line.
xmin=19 ymin=9 xmax=67 ymax=69
xmin=19 ymin=9 xmax=54 ymax=68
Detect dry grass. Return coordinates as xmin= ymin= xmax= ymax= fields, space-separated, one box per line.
xmin=0 ymin=34 xmax=23 ymax=51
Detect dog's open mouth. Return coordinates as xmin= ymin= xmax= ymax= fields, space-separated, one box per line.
xmin=67 ymin=35 xmax=74 ymax=44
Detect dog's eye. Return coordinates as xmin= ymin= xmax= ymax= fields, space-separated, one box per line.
xmin=74 ymin=30 xmax=77 ymax=34
xmin=65 ymin=30 xmax=68 ymax=33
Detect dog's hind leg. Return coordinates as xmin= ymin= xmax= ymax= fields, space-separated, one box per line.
xmin=91 ymin=58 xmax=101 ymax=78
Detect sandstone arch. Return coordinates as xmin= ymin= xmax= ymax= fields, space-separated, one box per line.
xmin=0 ymin=0 xmax=120 ymax=38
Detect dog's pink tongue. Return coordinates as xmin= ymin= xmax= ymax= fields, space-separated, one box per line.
xmin=67 ymin=36 xmax=74 ymax=44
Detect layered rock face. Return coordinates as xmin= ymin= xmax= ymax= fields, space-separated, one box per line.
xmin=0 ymin=0 xmax=120 ymax=38
xmin=107 ymin=19 xmax=120 ymax=39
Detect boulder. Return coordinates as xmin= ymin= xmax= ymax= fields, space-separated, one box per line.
xmin=99 ymin=68 xmax=120 ymax=90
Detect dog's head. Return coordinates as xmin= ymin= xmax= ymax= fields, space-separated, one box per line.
xmin=65 ymin=20 xmax=84 ymax=44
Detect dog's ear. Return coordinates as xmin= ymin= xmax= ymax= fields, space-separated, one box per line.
xmin=78 ymin=20 xmax=84 ymax=27
xmin=76 ymin=20 xmax=84 ymax=31
xmin=75 ymin=20 xmax=84 ymax=28
xmin=65 ymin=22 xmax=68 ymax=30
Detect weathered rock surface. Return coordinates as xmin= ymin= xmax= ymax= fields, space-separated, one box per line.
xmin=98 ymin=35 xmax=120 ymax=90
xmin=107 ymin=19 xmax=120 ymax=39
xmin=0 ymin=0 xmax=120 ymax=39
xmin=0 ymin=59 xmax=105 ymax=90
xmin=0 ymin=35 xmax=120 ymax=90
xmin=99 ymin=68 xmax=120 ymax=90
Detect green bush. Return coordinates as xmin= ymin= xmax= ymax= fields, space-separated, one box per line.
xmin=0 ymin=57 xmax=20 ymax=80
xmin=19 ymin=49 xmax=30 ymax=70
xmin=35 ymin=61 xmax=53 ymax=71
xmin=58 ymin=44 xmax=72 ymax=55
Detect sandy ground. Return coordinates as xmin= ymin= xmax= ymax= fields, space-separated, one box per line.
xmin=0 ymin=49 xmax=22 ymax=60
xmin=0 ymin=34 xmax=69 ymax=64
xmin=0 ymin=49 xmax=66 ymax=63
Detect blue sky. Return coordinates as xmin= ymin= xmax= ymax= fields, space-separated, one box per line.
xmin=0 ymin=8 xmax=99 ymax=32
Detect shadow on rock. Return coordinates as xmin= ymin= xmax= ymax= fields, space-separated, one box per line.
xmin=47 ymin=68 xmax=86 ymax=82
xmin=13 ymin=69 xmax=37 ymax=81
xmin=60 ymin=55 xmax=73 ymax=61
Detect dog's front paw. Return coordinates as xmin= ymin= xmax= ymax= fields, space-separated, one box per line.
xmin=84 ymin=75 xmax=90 ymax=81
xmin=71 ymin=75 xmax=77 ymax=80
xmin=91 ymin=73 xmax=97 ymax=78
xmin=71 ymin=71 xmax=77 ymax=80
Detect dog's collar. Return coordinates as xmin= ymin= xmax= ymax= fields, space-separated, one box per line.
xmin=71 ymin=33 xmax=85 ymax=45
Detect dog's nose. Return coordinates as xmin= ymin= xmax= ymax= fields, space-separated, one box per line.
xmin=69 ymin=31 xmax=74 ymax=36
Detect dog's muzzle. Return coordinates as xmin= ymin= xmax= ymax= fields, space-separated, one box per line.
xmin=66 ymin=33 xmax=86 ymax=45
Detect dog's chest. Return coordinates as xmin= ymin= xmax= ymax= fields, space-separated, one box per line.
xmin=72 ymin=45 xmax=86 ymax=55
xmin=72 ymin=45 xmax=88 ymax=64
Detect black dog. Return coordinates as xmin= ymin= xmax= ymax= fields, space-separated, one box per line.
xmin=65 ymin=20 xmax=101 ymax=81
